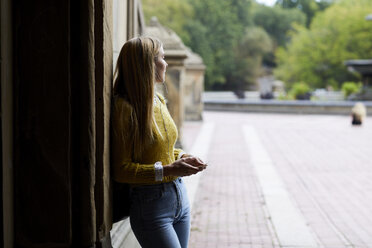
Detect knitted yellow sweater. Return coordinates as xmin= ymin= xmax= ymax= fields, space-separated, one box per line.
xmin=111 ymin=93 xmax=183 ymax=185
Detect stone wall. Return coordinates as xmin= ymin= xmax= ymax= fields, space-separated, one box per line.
xmin=9 ymin=0 xmax=113 ymax=247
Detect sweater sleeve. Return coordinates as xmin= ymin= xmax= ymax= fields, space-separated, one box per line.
xmin=111 ymin=97 xmax=156 ymax=184
xmin=174 ymin=148 xmax=186 ymax=160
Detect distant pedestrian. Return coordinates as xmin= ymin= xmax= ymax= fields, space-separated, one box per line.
xmin=111 ymin=36 xmax=207 ymax=248
xmin=351 ymin=102 xmax=366 ymax=125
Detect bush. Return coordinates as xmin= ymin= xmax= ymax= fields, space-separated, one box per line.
xmin=289 ymin=82 xmax=311 ymax=100
xmin=341 ymin=82 xmax=362 ymax=99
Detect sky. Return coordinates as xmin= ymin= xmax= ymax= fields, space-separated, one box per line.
xmin=255 ymin=0 xmax=276 ymax=6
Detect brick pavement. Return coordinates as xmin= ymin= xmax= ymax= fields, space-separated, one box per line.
xmin=183 ymin=111 xmax=372 ymax=248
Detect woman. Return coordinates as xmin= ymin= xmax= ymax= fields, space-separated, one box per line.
xmin=112 ymin=36 xmax=207 ymax=248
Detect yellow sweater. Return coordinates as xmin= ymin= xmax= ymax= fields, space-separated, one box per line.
xmin=111 ymin=93 xmax=183 ymax=185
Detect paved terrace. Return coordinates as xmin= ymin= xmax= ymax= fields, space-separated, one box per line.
xmin=183 ymin=111 xmax=372 ymax=248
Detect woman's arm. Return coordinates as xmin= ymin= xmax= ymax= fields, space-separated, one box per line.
xmin=111 ymin=98 xmax=158 ymax=184
xmin=112 ymin=97 xmax=207 ymax=183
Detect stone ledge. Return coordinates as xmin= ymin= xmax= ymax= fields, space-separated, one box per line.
xmin=110 ymin=219 xmax=140 ymax=248
xmin=204 ymin=100 xmax=372 ymax=115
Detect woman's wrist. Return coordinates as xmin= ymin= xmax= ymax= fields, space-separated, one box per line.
xmin=163 ymin=164 xmax=172 ymax=177
xmin=178 ymin=151 xmax=187 ymax=160
xmin=180 ymin=153 xmax=190 ymax=159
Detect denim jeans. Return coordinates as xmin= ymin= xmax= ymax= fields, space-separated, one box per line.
xmin=129 ymin=178 xmax=191 ymax=248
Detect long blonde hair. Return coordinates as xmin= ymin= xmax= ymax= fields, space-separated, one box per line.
xmin=113 ymin=37 xmax=162 ymax=159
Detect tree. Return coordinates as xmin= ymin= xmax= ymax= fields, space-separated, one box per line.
xmin=252 ymin=3 xmax=305 ymax=67
xmin=142 ymin=0 xmax=275 ymax=91
xmin=185 ymin=0 xmax=253 ymax=89
xmin=253 ymin=5 xmax=306 ymax=48
xmin=141 ymin=0 xmax=194 ymax=44
xmin=184 ymin=20 xmax=217 ymax=86
xmin=275 ymin=0 xmax=333 ymax=27
xmin=274 ymin=0 xmax=372 ymax=89
xmin=226 ymin=27 xmax=273 ymax=91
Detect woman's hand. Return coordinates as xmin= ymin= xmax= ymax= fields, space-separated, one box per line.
xmin=164 ymin=156 xmax=208 ymax=177
xmin=181 ymin=154 xmax=208 ymax=171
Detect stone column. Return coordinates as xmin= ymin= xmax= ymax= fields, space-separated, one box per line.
xmin=184 ymin=47 xmax=206 ymax=121
xmin=94 ymin=0 xmax=113 ymax=245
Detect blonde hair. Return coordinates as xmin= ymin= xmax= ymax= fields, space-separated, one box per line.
xmin=113 ymin=37 xmax=162 ymax=159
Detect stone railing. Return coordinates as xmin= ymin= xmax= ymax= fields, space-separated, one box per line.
xmin=203 ymin=99 xmax=372 ymax=115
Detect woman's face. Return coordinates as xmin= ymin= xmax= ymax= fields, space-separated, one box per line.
xmin=155 ymin=46 xmax=168 ymax=83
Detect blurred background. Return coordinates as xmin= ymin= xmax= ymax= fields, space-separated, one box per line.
xmin=141 ymin=0 xmax=371 ymax=102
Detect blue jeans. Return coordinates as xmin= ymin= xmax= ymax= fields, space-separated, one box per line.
xmin=129 ymin=178 xmax=191 ymax=248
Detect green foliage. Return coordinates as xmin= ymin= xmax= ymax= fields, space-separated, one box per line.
xmin=275 ymin=0 xmax=333 ymax=26
xmin=185 ymin=0 xmax=253 ymax=90
xmin=253 ymin=5 xmax=306 ymax=48
xmin=141 ymin=0 xmax=194 ymax=43
xmin=226 ymin=27 xmax=273 ymax=90
xmin=274 ymin=0 xmax=372 ymax=89
xmin=289 ymin=82 xmax=311 ymax=100
xmin=341 ymin=82 xmax=362 ymax=98
xmin=252 ymin=4 xmax=306 ymax=67
xmin=143 ymin=0 xmax=256 ymax=90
